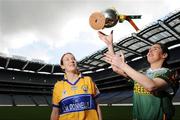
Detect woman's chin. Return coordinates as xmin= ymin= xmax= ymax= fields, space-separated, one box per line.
xmin=67 ymin=69 xmax=78 ymax=73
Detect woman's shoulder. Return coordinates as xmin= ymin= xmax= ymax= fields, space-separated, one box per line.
xmin=82 ymin=75 xmax=94 ymax=82
xmin=54 ymin=80 xmax=64 ymax=86
xmin=83 ymin=75 xmax=92 ymax=79
xmin=161 ymin=67 xmax=170 ymax=71
xmin=153 ymin=67 xmax=171 ymax=73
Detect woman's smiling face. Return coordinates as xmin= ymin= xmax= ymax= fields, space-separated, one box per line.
xmin=147 ymin=44 xmax=166 ymax=64
xmin=61 ymin=53 xmax=78 ymax=73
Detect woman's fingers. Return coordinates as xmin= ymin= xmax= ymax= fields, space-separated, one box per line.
xmin=119 ymin=50 xmax=125 ymax=62
xmin=98 ymin=31 xmax=107 ymax=36
xmin=111 ymin=30 xmax=113 ymax=34
xmin=103 ymin=50 xmax=126 ymax=70
xmin=98 ymin=31 xmax=109 ymax=44
xmin=98 ymin=31 xmax=114 ymax=45
xmin=104 ymin=52 xmax=114 ymax=59
xmin=103 ymin=52 xmax=114 ymax=64
xmin=110 ymin=30 xmax=113 ymax=40
xmin=102 ymin=56 xmax=112 ymax=64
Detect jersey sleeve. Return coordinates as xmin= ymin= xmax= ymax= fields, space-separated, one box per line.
xmin=154 ymin=68 xmax=171 ymax=82
xmin=52 ymin=82 xmax=61 ymax=108
xmin=86 ymin=76 xmax=100 ymax=98
xmin=154 ymin=69 xmax=175 ymax=95
xmin=94 ymin=83 xmax=100 ymax=98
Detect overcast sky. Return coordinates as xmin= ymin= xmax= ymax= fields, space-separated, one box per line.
xmin=0 ymin=0 xmax=179 ymax=64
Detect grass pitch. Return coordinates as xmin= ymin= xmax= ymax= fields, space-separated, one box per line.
xmin=0 ymin=105 xmax=179 ymax=120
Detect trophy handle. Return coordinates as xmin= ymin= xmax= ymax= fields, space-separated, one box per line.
xmin=118 ymin=15 xmax=141 ymax=31
xmin=126 ymin=17 xmax=140 ymax=31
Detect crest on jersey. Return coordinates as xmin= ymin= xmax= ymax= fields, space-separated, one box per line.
xmin=71 ymin=85 xmax=78 ymax=91
xmin=82 ymin=85 xmax=88 ymax=93
xmin=62 ymin=90 xmax=67 ymax=97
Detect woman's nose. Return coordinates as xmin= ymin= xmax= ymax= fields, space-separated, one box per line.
xmin=148 ymin=48 xmax=153 ymax=53
xmin=70 ymin=59 xmax=75 ymax=63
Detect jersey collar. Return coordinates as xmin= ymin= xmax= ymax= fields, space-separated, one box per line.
xmin=63 ymin=73 xmax=83 ymax=85
xmin=148 ymin=67 xmax=166 ymax=72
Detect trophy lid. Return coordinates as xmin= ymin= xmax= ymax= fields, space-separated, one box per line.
xmin=89 ymin=12 xmax=105 ymax=30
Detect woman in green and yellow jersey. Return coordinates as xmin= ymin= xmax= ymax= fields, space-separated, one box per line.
xmin=98 ymin=31 xmax=176 ymax=120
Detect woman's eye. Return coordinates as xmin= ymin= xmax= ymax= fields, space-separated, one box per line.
xmin=66 ymin=58 xmax=70 ymax=61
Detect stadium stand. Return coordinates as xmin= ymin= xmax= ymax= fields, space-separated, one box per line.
xmin=0 ymin=10 xmax=180 ymax=107
xmin=13 ymin=95 xmax=35 ymax=106
xmin=173 ymin=88 xmax=180 ymax=102
xmin=0 ymin=94 xmax=13 ymax=106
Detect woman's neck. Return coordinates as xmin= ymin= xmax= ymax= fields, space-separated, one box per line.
xmin=150 ymin=61 xmax=163 ymax=70
xmin=66 ymin=71 xmax=79 ymax=82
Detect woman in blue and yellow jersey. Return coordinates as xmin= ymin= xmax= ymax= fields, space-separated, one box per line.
xmin=98 ymin=31 xmax=176 ymax=120
xmin=50 ymin=53 xmax=102 ymax=120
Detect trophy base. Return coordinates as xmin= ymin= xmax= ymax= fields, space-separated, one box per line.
xmin=89 ymin=12 xmax=105 ymax=30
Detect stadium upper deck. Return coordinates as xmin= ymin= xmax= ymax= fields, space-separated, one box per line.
xmin=0 ymin=10 xmax=180 ymax=75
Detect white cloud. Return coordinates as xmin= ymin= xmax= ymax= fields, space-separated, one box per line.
xmin=26 ymin=50 xmax=51 ymax=62
xmin=56 ymin=18 xmax=88 ymax=47
xmin=164 ymin=0 xmax=180 ymax=11
xmin=3 ymin=31 xmax=38 ymax=49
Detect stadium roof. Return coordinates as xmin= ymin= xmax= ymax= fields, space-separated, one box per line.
xmin=0 ymin=10 xmax=180 ymax=75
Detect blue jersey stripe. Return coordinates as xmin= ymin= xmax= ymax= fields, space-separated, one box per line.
xmin=58 ymin=94 xmax=96 ymax=115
